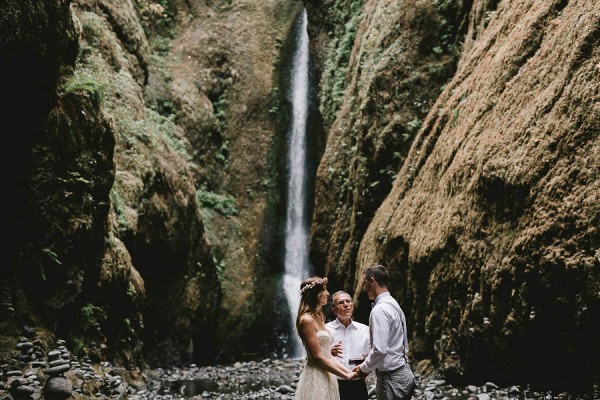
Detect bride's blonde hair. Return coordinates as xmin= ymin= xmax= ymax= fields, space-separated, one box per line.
xmin=295 ymin=276 xmax=328 ymax=333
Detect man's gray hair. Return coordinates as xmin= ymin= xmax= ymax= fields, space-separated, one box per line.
xmin=331 ymin=290 xmax=351 ymax=302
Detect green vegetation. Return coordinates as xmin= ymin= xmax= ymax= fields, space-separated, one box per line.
xmin=109 ymin=187 xmax=130 ymax=236
xmin=320 ymin=1 xmax=364 ymax=129
xmin=47 ymin=72 xmax=103 ymax=154
xmin=407 ymin=117 xmax=423 ymax=134
xmin=210 ymin=257 xmax=226 ymax=280
xmin=212 ymin=94 xmax=230 ymax=165
xmin=127 ymin=281 xmax=137 ymax=298
xmin=137 ymin=0 xmax=176 ymax=38
xmin=64 ymin=75 xmax=103 ymax=105
xmin=137 ymin=109 xmax=191 ymax=162
xmin=41 ymin=248 xmax=62 ymax=266
xmin=452 ymin=107 xmax=460 ymax=127
xmin=197 ymin=186 xmax=238 ymax=217
xmin=38 ymin=248 xmax=63 ymax=281
xmin=80 ymin=303 xmax=104 ymax=331
xmin=71 ymin=337 xmax=86 ymax=355
xmin=269 ymin=87 xmax=281 ymax=116
xmin=435 ymin=0 xmax=465 ymax=56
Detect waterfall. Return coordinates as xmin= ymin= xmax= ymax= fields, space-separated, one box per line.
xmin=283 ymin=8 xmax=311 ymax=359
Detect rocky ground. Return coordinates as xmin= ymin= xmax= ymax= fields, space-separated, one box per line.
xmin=1 ymin=335 xmax=598 ymax=400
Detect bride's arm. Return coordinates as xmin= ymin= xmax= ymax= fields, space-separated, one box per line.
xmin=298 ymin=315 xmax=355 ymax=380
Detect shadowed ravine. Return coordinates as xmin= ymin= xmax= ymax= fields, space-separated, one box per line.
xmin=0 ymin=0 xmax=598 ymax=398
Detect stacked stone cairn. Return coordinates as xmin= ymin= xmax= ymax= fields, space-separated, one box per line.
xmin=1 ymin=332 xmax=45 ymax=399
xmin=0 ymin=287 xmax=14 ymax=316
xmin=42 ymin=341 xmax=72 ymax=400
xmin=100 ymin=365 xmax=127 ymax=399
xmin=0 ymin=328 xmax=139 ymax=400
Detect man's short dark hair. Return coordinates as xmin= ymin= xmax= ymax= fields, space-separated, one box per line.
xmin=363 ymin=264 xmax=389 ymax=286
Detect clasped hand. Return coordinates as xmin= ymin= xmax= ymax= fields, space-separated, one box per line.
xmin=345 ymin=366 xmax=368 ymax=380
xmin=351 ymin=365 xmax=368 ymax=380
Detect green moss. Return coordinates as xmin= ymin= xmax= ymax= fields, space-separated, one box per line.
xmin=64 ymin=75 xmax=103 ymax=106
xmin=109 ymin=189 xmax=129 ymax=235
xmin=197 ymin=186 xmax=238 ymax=217
xmin=79 ymin=11 xmax=105 ymax=46
xmin=127 ymin=281 xmax=137 ymax=298
xmin=319 ymin=1 xmax=363 ymax=129
xmin=80 ymin=303 xmax=104 ymax=331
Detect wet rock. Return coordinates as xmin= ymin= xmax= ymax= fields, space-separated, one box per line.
xmin=0 ymin=334 xmax=596 ymax=400
xmin=43 ymin=376 xmax=72 ymax=400
xmin=12 ymin=384 xmax=35 ymax=398
xmin=277 ymin=385 xmax=294 ymax=394
xmin=45 ymin=364 xmax=70 ymax=376
xmin=508 ymin=386 xmax=520 ymax=395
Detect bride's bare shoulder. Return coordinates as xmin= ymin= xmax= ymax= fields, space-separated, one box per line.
xmin=299 ymin=313 xmax=314 ymax=323
xmin=298 ymin=313 xmax=319 ymax=328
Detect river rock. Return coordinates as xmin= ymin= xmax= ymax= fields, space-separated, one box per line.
xmin=12 ymin=384 xmax=35 ymax=398
xmin=43 ymin=376 xmax=72 ymax=399
xmin=46 ymin=363 xmax=70 ymax=376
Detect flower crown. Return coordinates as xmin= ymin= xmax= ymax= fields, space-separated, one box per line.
xmin=300 ymin=277 xmax=328 ymax=295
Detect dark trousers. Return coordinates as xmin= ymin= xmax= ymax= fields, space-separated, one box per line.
xmin=338 ymin=379 xmax=369 ymax=400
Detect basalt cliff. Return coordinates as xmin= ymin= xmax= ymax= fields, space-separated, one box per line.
xmin=1 ymin=0 xmax=598 ymax=392
xmin=1 ymin=0 xmax=300 ymax=368
xmin=307 ymin=0 xmax=599 ymax=390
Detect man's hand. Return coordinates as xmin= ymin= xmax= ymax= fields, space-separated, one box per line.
xmin=331 ymin=340 xmax=343 ymax=357
xmin=352 ymin=365 xmax=368 ymax=380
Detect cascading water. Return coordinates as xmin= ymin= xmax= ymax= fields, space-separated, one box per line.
xmin=283 ymin=8 xmax=311 ymax=359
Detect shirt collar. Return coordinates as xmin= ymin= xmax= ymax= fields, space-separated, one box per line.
xmin=332 ymin=317 xmax=356 ymax=329
xmin=374 ymin=291 xmax=391 ymax=305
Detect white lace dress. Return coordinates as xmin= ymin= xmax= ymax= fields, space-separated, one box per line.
xmin=295 ymin=330 xmax=340 ymax=400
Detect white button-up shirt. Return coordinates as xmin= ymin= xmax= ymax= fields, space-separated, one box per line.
xmin=326 ymin=317 xmax=370 ymax=379
xmin=360 ymin=292 xmax=408 ymax=373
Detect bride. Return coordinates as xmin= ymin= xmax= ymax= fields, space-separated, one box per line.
xmin=295 ymin=276 xmax=357 ymax=399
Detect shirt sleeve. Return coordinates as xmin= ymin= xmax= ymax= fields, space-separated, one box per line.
xmin=360 ymin=305 xmax=391 ymax=373
xmin=360 ymin=325 xmax=370 ymax=355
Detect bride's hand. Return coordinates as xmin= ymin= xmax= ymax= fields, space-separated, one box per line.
xmin=346 ymin=371 xmax=358 ymax=380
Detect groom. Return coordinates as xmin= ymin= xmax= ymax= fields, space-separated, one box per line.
xmin=352 ymin=264 xmax=415 ymax=400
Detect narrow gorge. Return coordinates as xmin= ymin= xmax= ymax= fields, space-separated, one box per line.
xmin=0 ymin=0 xmax=598 ymax=397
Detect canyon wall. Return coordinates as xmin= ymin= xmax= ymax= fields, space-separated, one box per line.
xmin=307 ymin=0 xmax=599 ymax=390
xmin=0 ymin=0 xmax=300 ymax=366
xmin=1 ymin=0 xmax=598 ymax=391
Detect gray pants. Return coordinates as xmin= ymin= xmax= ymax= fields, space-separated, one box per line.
xmin=376 ymin=364 xmax=415 ymax=400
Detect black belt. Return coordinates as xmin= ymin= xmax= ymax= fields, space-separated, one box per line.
xmin=375 ymin=364 xmax=405 ymax=376
xmin=338 ymin=379 xmax=367 ymax=385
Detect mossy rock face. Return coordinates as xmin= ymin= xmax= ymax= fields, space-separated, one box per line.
xmin=304 ymin=0 xmax=599 ymax=391
xmin=1 ymin=0 xmax=80 ymax=285
xmin=306 ymin=0 xmax=468 ymax=294
xmin=24 ymin=86 xmax=115 ymax=310
xmin=8 ymin=1 xmax=598 ymax=392
xmin=1 ymin=0 xmax=304 ymax=365
xmin=90 ymin=0 xmax=151 ymax=84
xmin=162 ymin=0 xmax=303 ymax=359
